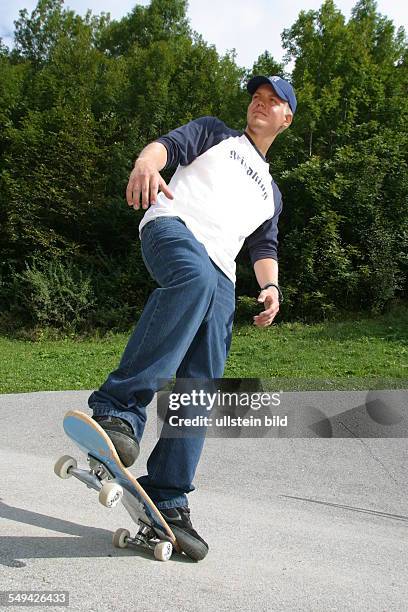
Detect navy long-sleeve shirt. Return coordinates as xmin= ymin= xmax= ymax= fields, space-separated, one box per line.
xmin=139 ymin=116 xmax=282 ymax=284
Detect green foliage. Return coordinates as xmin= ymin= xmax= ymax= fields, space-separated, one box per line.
xmin=83 ymin=244 xmax=157 ymax=331
xmin=11 ymin=257 xmax=95 ymax=330
xmin=0 ymin=0 xmax=407 ymax=332
xmin=278 ymin=127 xmax=408 ymax=318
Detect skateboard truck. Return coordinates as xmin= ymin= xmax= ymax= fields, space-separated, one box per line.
xmin=113 ymin=523 xmax=173 ymax=561
xmin=54 ymin=453 xmax=174 ymax=561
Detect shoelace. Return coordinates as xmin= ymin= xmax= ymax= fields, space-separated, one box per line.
xmin=101 ymin=416 xmax=132 ymax=433
xmin=178 ymin=507 xmax=192 ymax=526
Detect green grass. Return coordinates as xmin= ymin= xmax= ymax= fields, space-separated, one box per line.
xmin=0 ymin=303 xmax=407 ymax=394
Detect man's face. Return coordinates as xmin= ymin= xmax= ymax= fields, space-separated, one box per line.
xmin=246 ymin=83 xmax=291 ymax=136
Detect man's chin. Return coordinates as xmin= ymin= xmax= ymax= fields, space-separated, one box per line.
xmin=249 ymin=117 xmax=265 ymax=127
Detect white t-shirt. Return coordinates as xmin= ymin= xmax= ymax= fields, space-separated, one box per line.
xmin=138 ymin=116 xmax=283 ymax=285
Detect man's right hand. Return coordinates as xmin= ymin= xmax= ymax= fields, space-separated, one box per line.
xmin=126 ymin=159 xmax=174 ymax=210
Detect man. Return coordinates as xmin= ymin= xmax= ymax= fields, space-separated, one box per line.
xmin=88 ymin=75 xmax=296 ymax=560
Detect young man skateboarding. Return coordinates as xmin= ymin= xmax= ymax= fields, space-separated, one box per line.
xmin=88 ymin=75 xmax=296 ymax=558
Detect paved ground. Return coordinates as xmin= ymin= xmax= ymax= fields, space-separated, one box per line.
xmin=1 ymin=389 xmax=407 ymax=611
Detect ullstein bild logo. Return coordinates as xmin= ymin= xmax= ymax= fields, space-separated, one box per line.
xmin=166 ymin=412 xmax=287 ymax=429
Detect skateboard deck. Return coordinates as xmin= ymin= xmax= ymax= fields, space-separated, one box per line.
xmin=54 ymin=410 xmax=181 ymax=561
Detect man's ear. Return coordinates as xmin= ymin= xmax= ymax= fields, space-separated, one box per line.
xmin=284 ymin=113 xmax=293 ymax=129
xmin=278 ymin=112 xmax=292 ymax=135
xmin=278 ymin=115 xmax=293 ymax=134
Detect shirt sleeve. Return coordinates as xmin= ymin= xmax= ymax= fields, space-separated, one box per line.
xmin=155 ymin=116 xmax=226 ymax=169
xmin=245 ymin=182 xmax=283 ymax=265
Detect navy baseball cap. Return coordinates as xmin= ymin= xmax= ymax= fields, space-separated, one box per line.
xmin=247 ymin=75 xmax=297 ymax=114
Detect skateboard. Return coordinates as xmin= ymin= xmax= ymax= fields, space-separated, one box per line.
xmin=54 ymin=410 xmax=181 ymax=561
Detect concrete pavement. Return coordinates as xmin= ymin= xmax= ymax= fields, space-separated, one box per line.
xmin=1 ymin=390 xmax=407 ymax=611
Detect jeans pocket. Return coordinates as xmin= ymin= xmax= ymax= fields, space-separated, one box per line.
xmin=140 ymin=237 xmax=157 ymax=282
xmin=140 ymin=216 xmax=187 ymax=282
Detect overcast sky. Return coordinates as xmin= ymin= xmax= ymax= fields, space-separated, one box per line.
xmin=1 ymin=0 xmax=406 ymax=69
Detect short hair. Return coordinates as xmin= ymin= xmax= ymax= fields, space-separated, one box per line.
xmin=284 ymin=101 xmax=293 ymax=119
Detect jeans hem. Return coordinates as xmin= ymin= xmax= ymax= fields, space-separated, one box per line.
xmin=90 ymin=404 xmax=142 ymax=443
xmin=155 ymin=496 xmax=189 ymax=510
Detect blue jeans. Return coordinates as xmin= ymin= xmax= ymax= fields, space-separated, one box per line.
xmin=88 ymin=216 xmax=235 ymax=509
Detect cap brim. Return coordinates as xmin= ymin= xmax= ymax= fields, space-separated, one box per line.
xmin=247 ymin=76 xmax=272 ymax=95
xmin=247 ymin=76 xmax=288 ymax=105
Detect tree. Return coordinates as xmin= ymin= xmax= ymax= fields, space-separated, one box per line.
xmin=0 ymin=0 xmax=406 ymax=331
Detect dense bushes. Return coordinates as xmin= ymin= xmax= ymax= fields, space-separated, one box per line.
xmin=0 ymin=246 xmax=156 ymax=334
xmin=0 ymin=0 xmax=407 ymax=333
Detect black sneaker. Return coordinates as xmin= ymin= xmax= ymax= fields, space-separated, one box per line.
xmin=92 ymin=415 xmax=140 ymax=468
xmin=160 ymin=506 xmax=209 ymax=561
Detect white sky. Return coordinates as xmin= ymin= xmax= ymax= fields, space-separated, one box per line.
xmin=0 ymin=0 xmax=406 ymax=69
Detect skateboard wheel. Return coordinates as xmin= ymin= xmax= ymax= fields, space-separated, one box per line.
xmin=154 ymin=541 xmax=173 ymax=562
xmin=112 ymin=528 xmax=130 ymax=548
xmin=54 ymin=455 xmax=77 ymax=479
xmin=99 ymin=482 xmax=124 ymax=508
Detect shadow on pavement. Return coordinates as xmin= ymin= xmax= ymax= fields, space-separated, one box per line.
xmin=0 ymin=499 xmax=191 ymax=565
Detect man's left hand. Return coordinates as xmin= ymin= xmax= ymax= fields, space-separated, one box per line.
xmin=253 ymin=287 xmax=280 ymax=327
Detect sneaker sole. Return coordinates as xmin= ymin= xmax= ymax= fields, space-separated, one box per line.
xmin=170 ymin=525 xmax=209 ymax=561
